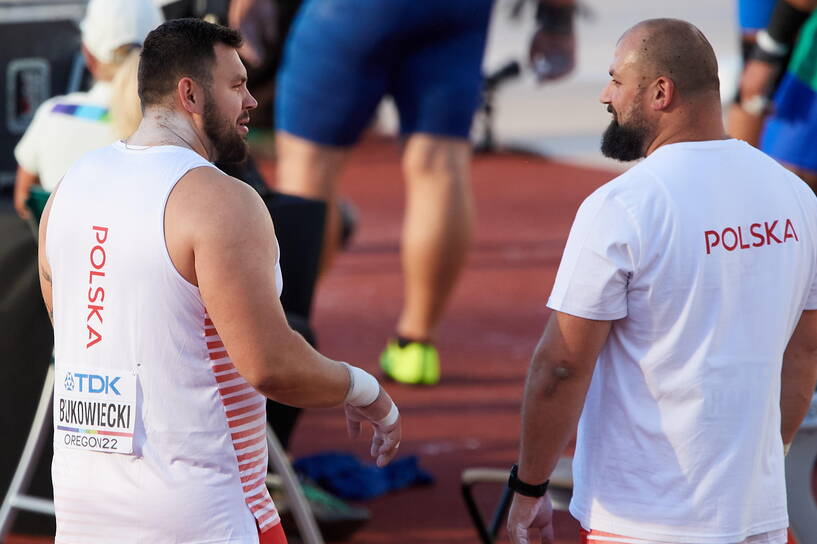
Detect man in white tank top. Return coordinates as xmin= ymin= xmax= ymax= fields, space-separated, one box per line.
xmin=37 ymin=19 xmax=401 ymax=544
xmin=506 ymin=19 xmax=817 ymax=544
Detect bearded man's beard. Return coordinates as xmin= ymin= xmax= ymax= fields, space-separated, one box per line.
xmin=600 ymin=103 xmax=650 ymax=162
xmin=203 ymin=94 xmax=248 ymax=163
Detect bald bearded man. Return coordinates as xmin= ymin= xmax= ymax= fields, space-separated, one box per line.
xmin=506 ymin=19 xmax=817 ymax=544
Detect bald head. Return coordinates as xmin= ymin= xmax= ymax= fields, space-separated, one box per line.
xmin=622 ymin=19 xmax=719 ymax=98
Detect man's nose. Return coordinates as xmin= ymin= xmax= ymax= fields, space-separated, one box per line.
xmin=599 ymin=83 xmax=612 ymax=105
xmin=245 ymin=90 xmax=258 ymax=111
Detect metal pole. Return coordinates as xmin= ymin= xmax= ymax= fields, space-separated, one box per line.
xmin=265 ymin=426 xmax=324 ymax=544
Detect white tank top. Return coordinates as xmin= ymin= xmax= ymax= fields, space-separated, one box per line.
xmin=47 ymin=141 xmax=282 ymax=543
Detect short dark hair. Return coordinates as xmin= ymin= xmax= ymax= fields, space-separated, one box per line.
xmin=138 ymin=18 xmax=242 ymax=107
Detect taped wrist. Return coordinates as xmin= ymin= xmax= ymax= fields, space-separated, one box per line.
xmin=535 ymin=2 xmax=575 ymax=34
xmin=342 ymin=362 xmax=380 ymax=407
xmin=765 ymin=0 xmax=811 ymax=51
xmin=378 ymin=403 xmax=399 ymax=427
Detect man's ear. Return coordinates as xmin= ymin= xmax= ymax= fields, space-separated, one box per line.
xmin=176 ymin=77 xmax=205 ymax=115
xmin=651 ymin=76 xmax=675 ymax=111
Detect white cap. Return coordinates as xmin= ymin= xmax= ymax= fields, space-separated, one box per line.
xmin=81 ymin=0 xmax=164 ymax=64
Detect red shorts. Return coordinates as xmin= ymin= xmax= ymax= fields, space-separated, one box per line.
xmin=579 ymin=528 xmax=795 ymax=544
xmin=258 ymin=521 xmax=287 ymax=544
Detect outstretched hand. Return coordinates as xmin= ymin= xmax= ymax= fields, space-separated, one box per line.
xmin=345 ymin=387 xmax=401 ymax=467
xmin=507 ymin=494 xmax=554 ymax=544
xmin=529 ymin=28 xmax=576 ymax=82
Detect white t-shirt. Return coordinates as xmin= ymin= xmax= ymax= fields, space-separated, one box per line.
xmin=548 ymin=139 xmax=817 ymax=543
xmin=14 ymin=82 xmax=115 ymax=191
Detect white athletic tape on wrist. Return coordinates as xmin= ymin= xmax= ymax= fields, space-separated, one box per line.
xmin=342 ymin=363 xmax=380 ymax=407
xmin=378 ymin=403 xmax=399 ymax=427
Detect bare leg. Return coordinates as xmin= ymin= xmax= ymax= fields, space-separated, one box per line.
xmin=275 ymin=131 xmax=349 ymax=272
xmin=397 ymin=134 xmax=474 ymax=341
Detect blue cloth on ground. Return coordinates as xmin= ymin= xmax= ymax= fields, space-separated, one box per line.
xmin=294 ymin=452 xmax=434 ymax=501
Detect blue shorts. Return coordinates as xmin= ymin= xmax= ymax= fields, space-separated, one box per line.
xmin=737 ymin=0 xmax=776 ymax=32
xmin=275 ymin=0 xmax=493 ymax=147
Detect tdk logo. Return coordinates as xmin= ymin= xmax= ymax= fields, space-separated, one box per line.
xmin=64 ymin=372 xmax=75 ymax=391
xmin=69 ymin=373 xmax=121 ymax=395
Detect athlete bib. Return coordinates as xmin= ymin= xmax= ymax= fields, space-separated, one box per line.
xmin=55 ymin=366 xmax=137 ymax=454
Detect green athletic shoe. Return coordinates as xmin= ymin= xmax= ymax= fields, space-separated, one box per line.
xmin=380 ymin=339 xmax=440 ymax=385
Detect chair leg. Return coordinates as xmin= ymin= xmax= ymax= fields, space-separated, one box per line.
xmin=461 ymin=478 xmax=495 ymax=544
xmin=488 ymin=486 xmax=513 ymax=541
xmin=0 ymin=364 xmax=56 ymax=541
xmin=265 ymin=425 xmax=325 ymax=544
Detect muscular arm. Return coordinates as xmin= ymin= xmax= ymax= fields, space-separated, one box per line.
xmin=781 ymin=309 xmax=817 ymax=444
xmin=15 ymin=166 xmax=39 ymax=220
xmin=166 ymin=167 xmax=351 ymax=409
xmin=516 ymin=311 xmax=611 ymax=484
xmin=37 ymin=187 xmax=56 ymax=325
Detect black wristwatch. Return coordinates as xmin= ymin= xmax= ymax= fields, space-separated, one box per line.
xmin=508 ymin=464 xmax=549 ymax=497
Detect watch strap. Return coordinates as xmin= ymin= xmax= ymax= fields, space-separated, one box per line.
xmin=508 ymin=464 xmax=549 ymax=498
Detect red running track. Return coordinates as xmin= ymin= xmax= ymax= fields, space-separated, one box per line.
xmin=261 ymin=136 xmax=615 ymax=544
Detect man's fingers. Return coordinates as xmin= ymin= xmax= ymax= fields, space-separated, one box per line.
xmin=345 ymin=382 xmax=401 ymax=466
xmin=373 ymin=427 xmax=401 ymax=467
xmin=375 ymin=443 xmax=398 ymax=467
xmin=375 ymin=444 xmax=399 ymax=467
xmin=346 ymin=417 xmax=360 ymax=439
xmin=345 ymin=405 xmax=363 ymax=439
xmin=511 ymin=523 xmax=529 ymax=544
xmin=370 ymin=432 xmax=383 ymax=457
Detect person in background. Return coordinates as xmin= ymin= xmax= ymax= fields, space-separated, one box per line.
xmin=267 ymin=0 xmax=577 ymax=386
xmin=731 ymin=0 xmax=814 ymax=145
xmin=13 ymin=0 xmax=163 ymax=220
xmin=728 ymin=0 xmax=778 ymax=145
xmin=753 ymin=3 xmax=817 ymax=192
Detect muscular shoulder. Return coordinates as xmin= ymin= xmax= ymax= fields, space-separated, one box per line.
xmin=165 ymin=166 xmax=276 ymax=284
xmin=173 ymin=166 xmax=274 ymax=245
xmin=579 ymin=165 xmax=653 ymax=217
xmin=174 ymin=166 xmax=269 ymax=223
